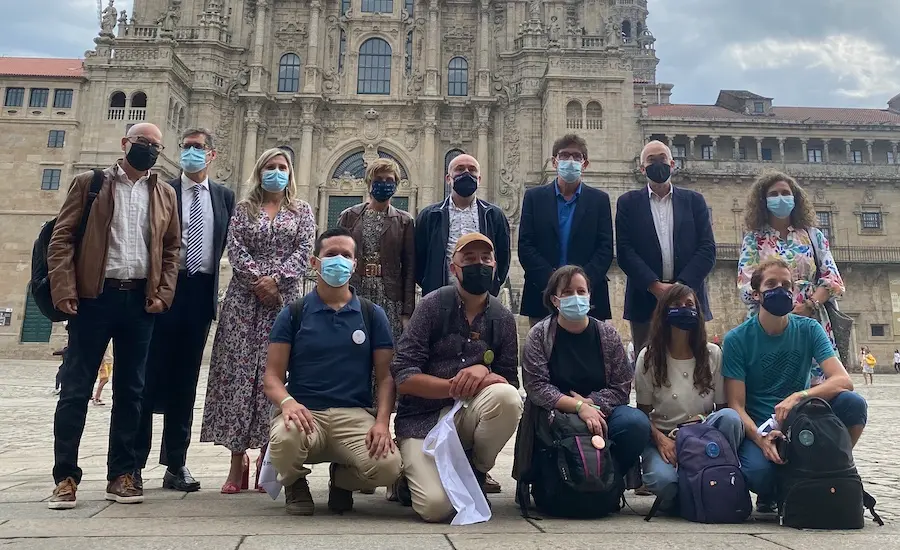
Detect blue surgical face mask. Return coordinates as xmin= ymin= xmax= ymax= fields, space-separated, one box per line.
xmin=318 ymin=255 xmax=354 ymax=287
xmin=557 ymin=160 xmax=583 ymax=183
xmin=180 ymin=147 xmax=208 ymax=174
xmin=261 ymin=169 xmax=290 ymax=192
xmin=558 ymin=294 xmax=590 ymax=321
xmin=766 ymin=195 xmax=795 ymax=219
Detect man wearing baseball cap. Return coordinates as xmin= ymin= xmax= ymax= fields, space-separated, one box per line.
xmin=390 ymin=232 xmax=523 ymax=522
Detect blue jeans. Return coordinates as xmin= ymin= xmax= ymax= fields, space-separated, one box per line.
xmin=607 ymin=405 xmax=651 ymax=473
xmin=641 ymin=408 xmax=744 ymax=506
xmin=739 ymin=391 xmax=868 ymax=501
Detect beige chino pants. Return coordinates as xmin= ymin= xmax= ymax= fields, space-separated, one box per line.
xmin=269 ymin=407 xmax=402 ymax=491
xmin=399 ymin=383 xmax=523 ymax=522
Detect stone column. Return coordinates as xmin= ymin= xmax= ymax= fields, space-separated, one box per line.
xmin=823 ymin=139 xmax=830 ymax=163
xmin=892 ymin=141 xmax=898 ymax=164
xmin=733 ymin=137 xmax=740 ymax=160
xmin=302 ymin=0 xmax=322 ymax=94
xmin=420 ymin=102 xmax=438 ymax=206
xmin=777 ymin=137 xmax=785 ymax=162
xmin=475 ymin=105 xmax=490 ymax=198
xmin=866 ymin=140 xmax=874 ymax=164
xmin=297 ymin=100 xmax=317 ymax=202
xmin=248 ymin=0 xmax=268 ymax=92
xmin=755 ymin=137 xmax=763 ymax=160
xmin=800 ymin=138 xmax=808 ymax=162
xmin=476 ymin=0 xmax=491 ymax=97
xmin=710 ymin=136 xmax=718 ymax=159
xmin=688 ymin=136 xmax=696 ymax=159
xmin=241 ymin=105 xmax=262 ymax=195
xmin=425 ymin=0 xmax=440 ymax=95
xmin=845 ymin=139 xmax=852 ymax=162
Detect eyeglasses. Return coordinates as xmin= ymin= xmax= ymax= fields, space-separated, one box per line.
xmin=557 ymin=152 xmax=585 ymax=162
xmin=181 ymin=143 xmax=209 ymax=151
xmin=128 ymin=137 xmax=165 ymax=152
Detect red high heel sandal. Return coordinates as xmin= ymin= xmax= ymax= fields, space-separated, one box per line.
xmin=254 ymin=444 xmax=268 ymax=493
xmin=221 ymin=453 xmax=250 ymax=494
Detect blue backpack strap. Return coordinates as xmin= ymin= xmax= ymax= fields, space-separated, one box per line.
xmin=359 ymin=296 xmax=374 ymax=335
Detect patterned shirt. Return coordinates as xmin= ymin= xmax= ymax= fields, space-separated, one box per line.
xmin=445 ymin=198 xmax=481 ymax=277
xmin=391 ymin=287 xmax=520 ymax=439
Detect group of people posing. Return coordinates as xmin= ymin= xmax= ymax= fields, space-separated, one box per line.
xmin=44 ymin=123 xmax=866 ymax=525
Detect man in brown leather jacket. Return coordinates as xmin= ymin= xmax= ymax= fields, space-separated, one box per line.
xmin=46 ymin=122 xmax=181 ymax=510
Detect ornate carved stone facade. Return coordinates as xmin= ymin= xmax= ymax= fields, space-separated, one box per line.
xmin=1 ymin=0 xmax=899 ymax=364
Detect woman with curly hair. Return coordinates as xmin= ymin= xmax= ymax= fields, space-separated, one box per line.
xmin=635 ymin=283 xmax=742 ymax=511
xmin=737 ymin=171 xmax=845 ymax=384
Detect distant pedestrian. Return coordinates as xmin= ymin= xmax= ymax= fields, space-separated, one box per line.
xmin=863 ymin=349 xmax=876 ymax=386
xmin=92 ymin=344 xmax=113 ymax=406
xmin=894 ymin=349 xmax=900 ymax=374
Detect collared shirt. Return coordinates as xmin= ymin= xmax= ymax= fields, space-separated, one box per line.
xmin=555 ymin=180 xmax=582 ymax=266
xmin=446 ymin=196 xmax=481 ymax=276
xmin=270 ymin=288 xmax=394 ymax=411
xmin=648 ymin=183 xmax=675 ymax=282
xmin=105 ymin=163 xmax=151 ymax=280
xmin=179 ymin=173 xmax=215 ymax=274
xmin=390 ymin=288 xmax=520 ymax=439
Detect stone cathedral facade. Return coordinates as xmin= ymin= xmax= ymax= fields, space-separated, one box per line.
xmin=1 ymin=0 xmax=899 ymax=362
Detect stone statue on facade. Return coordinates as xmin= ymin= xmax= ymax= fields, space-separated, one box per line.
xmin=100 ymin=0 xmax=118 ymax=37
xmin=158 ymin=0 xmax=182 ymax=35
xmin=528 ymin=0 xmax=541 ymax=20
xmin=548 ymin=16 xmax=560 ymax=47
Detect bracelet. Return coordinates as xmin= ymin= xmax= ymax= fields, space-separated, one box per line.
xmin=801 ymin=390 xmax=809 ymax=398
xmin=280 ymin=395 xmax=296 ymax=407
xmin=575 ymin=400 xmax=584 ymax=413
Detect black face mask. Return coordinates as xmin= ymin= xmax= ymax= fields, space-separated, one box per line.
xmin=645 ymin=160 xmax=671 ymax=184
xmin=452 ymin=172 xmax=478 ymax=198
xmin=667 ymin=307 xmax=699 ymax=331
xmin=456 ymin=263 xmax=493 ymax=295
xmin=126 ymin=142 xmax=160 ymax=172
xmin=761 ymin=287 xmax=793 ymax=317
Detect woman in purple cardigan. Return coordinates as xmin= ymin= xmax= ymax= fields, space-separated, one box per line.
xmin=520 ymin=265 xmax=650 ymax=474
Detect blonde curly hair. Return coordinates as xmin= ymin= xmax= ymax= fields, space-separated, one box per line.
xmin=743 ymin=171 xmax=816 ymax=231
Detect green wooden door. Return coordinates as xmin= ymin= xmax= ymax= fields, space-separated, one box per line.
xmin=393 ymin=196 xmax=409 ymax=213
xmin=21 ymin=291 xmax=52 ymax=343
xmin=327 ymin=196 xmax=363 ymax=229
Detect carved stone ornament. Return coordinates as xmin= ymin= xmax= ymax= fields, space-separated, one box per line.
xmin=100 ymin=0 xmax=118 ymax=37
xmin=865 ymin=186 xmax=875 ymax=203
xmin=815 ymin=187 xmax=826 ymax=202
xmin=363 ymin=109 xmax=381 ymax=142
xmin=404 ymin=127 xmax=419 ymax=151
xmin=444 ymin=27 xmax=476 ymax=56
xmin=498 ymin=97 xmax=522 ymax=223
xmin=274 ymin=13 xmax=309 ymax=49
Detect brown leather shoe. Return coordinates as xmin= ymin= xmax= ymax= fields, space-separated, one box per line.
xmin=285 ymin=478 xmax=315 ymax=516
xmin=105 ymin=473 xmax=144 ymax=504
xmin=48 ymin=477 xmax=77 ymax=510
xmin=482 ymin=472 xmax=501 ymax=494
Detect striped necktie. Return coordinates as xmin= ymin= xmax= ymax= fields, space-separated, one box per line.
xmin=186 ymin=184 xmax=204 ymax=275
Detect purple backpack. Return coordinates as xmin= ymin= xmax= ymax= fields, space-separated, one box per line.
xmin=674 ymin=423 xmax=750 ymax=523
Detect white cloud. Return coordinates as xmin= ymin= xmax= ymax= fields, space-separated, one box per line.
xmin=725 ymin=35 xmax=900 ymax=99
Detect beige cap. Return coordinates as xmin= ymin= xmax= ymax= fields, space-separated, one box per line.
xmin=454 ymin=232 xmax=494 ymax=254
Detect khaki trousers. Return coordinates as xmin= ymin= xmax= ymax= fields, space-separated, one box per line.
xmin=269 ymin=407 xmax=402 ymax=491
xmin=399 ymin=383 xmax=523 ymax=522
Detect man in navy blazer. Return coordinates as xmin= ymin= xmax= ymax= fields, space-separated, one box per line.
xmin=616 ymin=140 xmax=716 ymax=352
xmin=135 ymin=128 xmax=236 ymax=492
xmin=518 ymin=134 xmax=613 ymax=324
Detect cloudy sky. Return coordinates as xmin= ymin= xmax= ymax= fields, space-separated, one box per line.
xmin=1 ymin=0 xmax=896 ymax=109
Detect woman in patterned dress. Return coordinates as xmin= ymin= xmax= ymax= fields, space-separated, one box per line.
xmin=201 ymin=148 xmax=316 ymax=493
xmin=737 ymin=171 xmax=845 ymax=385
xmin=337 ymin=157 xmax=415 ymax=341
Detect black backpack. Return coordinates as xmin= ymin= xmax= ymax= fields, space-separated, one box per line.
xmin=522 ymin=408 xmax=624 ymax=519
xmin=30 ymin=169 xmax=105 ymax=322
xmin=776 ymin=396 xmax=882 ymax=529
xmin=289 ymin=293 xmax=375 ymax=337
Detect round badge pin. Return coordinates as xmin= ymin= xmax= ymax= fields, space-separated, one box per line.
xmin=798 ymin=429 xmax=815 ymax=447
xmin=705 ymin=441 xmax=720 ymax=458
xmin=591 ymin=435 xmax=605 ymax=450
xmin=352 ymin=329 xmax=366 ymax=345
xmin=483 ymin=349 xmax=495 ymax=365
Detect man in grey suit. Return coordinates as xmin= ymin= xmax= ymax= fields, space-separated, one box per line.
xmin=135 ymin=128 xmax=236 ymax=492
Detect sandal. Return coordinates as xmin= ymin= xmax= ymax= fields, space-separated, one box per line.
xmin=221 ymin=453 xmax=249 ymax=494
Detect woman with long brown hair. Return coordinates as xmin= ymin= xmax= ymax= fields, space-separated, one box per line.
xmin=635 ymin=283 xmax=742 ymax=511
xmin=201 ymin=148 xmax=316 ymax=494
xmin=737 ymin=171 xmax=844 ymax=385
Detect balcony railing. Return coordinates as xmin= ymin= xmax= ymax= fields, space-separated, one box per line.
xmin=108 ymin=108 xmax=125 ymax=121
xmin=716 ymin=243 xmax=900 ymax=264
xmin=679 ymin=159 xmax=900 ymax=181
xmin=128 ymin=108 xmax=147 ymax=121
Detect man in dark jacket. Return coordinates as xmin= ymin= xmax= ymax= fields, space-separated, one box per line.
xmin=616 ymin=140 xmax=716 ymax=352
xmin=415 ymin=154 xmax=511 ymax=298
xmin=518 ymin=134 xmax=614 ymax=325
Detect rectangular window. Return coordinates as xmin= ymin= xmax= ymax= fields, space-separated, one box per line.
xmin=341 ymin=0 xmax=351 ymax=15
xmin=405 ymin=0 xmax=414 ymax=14
xmin=361 ymin=0 xmax=393 ymax=12
xmin=861 ymin=211 xmax=882 ymax=230
xmin=753 ymin=101 xmax=764 ymax=114
xmin=816 ymin=211 xmax=832 ymax=242
xmin=53 ymin=89 xmax=73 ymax=109
xmin=701 ymin=145 xmax=713 ymax=160
xmin=761 ymin=147 xmax=773 ymax=161
xmin=41 ymin=168 xmax=61 ymax=190
xmin=673 ymin=145 xmax=685 ymax=169
xmin=29 ymin=88 xmax=49 ymax=108
xmin=808 ymin=148 xmax=823 ymax=163
xmin=871 ymin=324 xmax=887 ymax=338
xmin=5 ymin=87 xmax=24 ymax=107
xmin=851 ymin=150 xmax=863 ymax=163
xmin=738 ymin=147 xmax=747 ymax=160
xmin=888 ymin=151 xmax=896 ymax=165
xmin=47 ymin=130 xmax=65 ymax=148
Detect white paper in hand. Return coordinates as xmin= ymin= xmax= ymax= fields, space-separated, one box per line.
xmin=422 ymin=400 xmax=491 ymax=525
xmin=258 ymin=445 xmax=282 ymax=500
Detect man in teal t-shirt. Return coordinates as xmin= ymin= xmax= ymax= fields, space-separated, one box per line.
xmin=722 ymin=258 xmax=867 ymax=512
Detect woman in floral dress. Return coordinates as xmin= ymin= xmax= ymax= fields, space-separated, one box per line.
xmin=737 ymin=171 xmax=845 ymax=384
xmin=201 ymin=148 xmax=316 ymax=493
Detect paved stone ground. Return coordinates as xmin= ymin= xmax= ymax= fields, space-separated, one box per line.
xmin=0 ymin=360 xmax=898 ymax=549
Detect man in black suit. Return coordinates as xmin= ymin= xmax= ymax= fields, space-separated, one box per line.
xmin=518 ymin=134 xmax=613 ymax=325
xmin=135 ymin=128 xmax=236 ymax=492
xmin=616 ymin=140 xmax=716 ymax=352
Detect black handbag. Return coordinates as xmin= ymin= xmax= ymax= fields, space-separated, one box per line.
xmin=806 ymin=229 xmax=854 ymax=369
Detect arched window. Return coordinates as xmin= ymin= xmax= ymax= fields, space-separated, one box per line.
xmin=167 ymin=98 xmax=174 ymax=127
xmin=357 ymin=38 xmax=392 ymax=95
xmin=177 ymin=106 xmax=185 ymax=134
xmin=131 ymin=92 xmax=147 ymax=108
xmin=447 ymin=57 xmax=468 ymax=97
xmin=361 ymin=0 xmax=393 ymax=13
xmin=622 ymin=20 xmax=632 ymax=41
xmin=566 ymin=101 xmax=583 ymax=129
xmin=278 ymin=53 xmax=302 ymax=93
xmin=586 ymin=101 xmax=603 ymax=130
xmin=108 ymin=91 xmax=126 ymax=120
xmin=378 ymin=150 xmax=409 ymax=179
xmin=333 ymin=150 xmax=367 ymax=179
xmin=444 ymin=149 xmax=465 ymax=199
xmin=636 ymin=22 xmax=643 ymax=38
